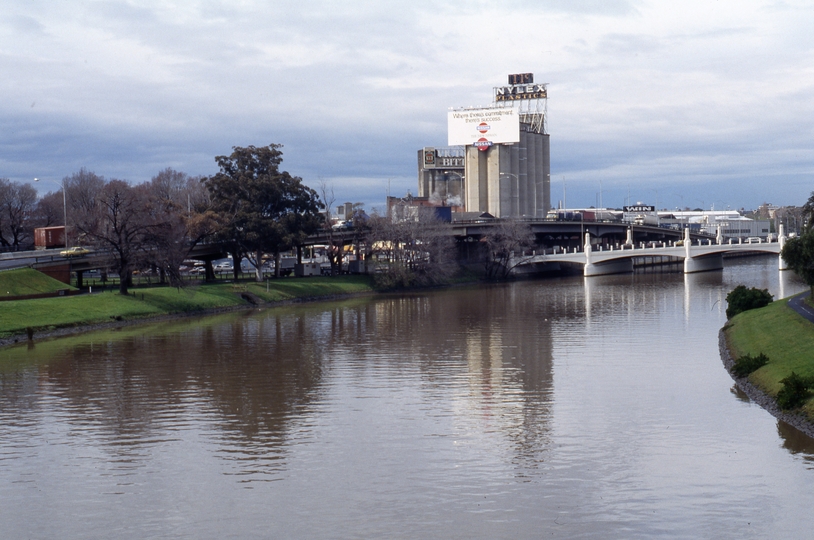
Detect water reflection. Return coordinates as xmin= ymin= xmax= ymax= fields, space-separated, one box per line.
xmin=778 ymin=421 xmax=814 ymax=468
xmin=1 ymin=286 xmax=559 ymax=481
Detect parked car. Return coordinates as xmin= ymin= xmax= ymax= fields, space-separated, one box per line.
xmin=60 ymin=246 xmax=89 ymax=258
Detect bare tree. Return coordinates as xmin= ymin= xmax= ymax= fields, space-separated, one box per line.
xmin=32 ymin=191 xmax=65 ymax=229
xmin=366 ymin=210 xmax=457 ymax=289
xmin=144 ymin=169 xmax=219 ymax=284
xmin=64 ymin=168 xmax=106 ymax=246
xmin=318 ymin=179 xmax=346 ymax=275
xmin=0 ymin=178 xmax=38 ymax=250
xmin=482 ymin=219 xmax=536 ymax=280
xmin=72 ymin=178 xmax=155 ymax=295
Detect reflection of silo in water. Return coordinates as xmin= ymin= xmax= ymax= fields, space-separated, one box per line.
xmin=455 ymin=284 xmax=555 ymax=466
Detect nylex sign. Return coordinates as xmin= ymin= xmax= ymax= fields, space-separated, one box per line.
xmin=494 ymin=84 xmax=547 ymax=102
xmin=624 ymin=205 xmax=656 ymax=213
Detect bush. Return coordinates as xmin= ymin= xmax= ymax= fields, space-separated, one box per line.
xmin=372 ymin=265 xmax=415 ymax=291
xmin=732 ymin=352 xmax=770 ymax=377
xmin=776 ymin=372 xmax=814 ymax=410
xmin=726 ymin=285 xmax=773 ymax=318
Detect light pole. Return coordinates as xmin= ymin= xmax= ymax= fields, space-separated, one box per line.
xmin=35 ymin=177 xmax=68 ymax=247
xmin=672 ymin=193 xmax=684 ymax=212
xmin=563 ymin=176 xmax=567 ymax=210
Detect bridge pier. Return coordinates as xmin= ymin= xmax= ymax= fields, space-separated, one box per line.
xmin=683 ymin=227 xmax=723 ymax=273
xmin=684 ymin=254 xmax=724 ymax=273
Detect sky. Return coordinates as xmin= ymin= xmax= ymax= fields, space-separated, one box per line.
xmin=2 ymin=0 xmax=813 ymax=213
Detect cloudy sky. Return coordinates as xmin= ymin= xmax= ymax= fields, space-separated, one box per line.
xmin=2 ymin=0 xmax=812 ymax=212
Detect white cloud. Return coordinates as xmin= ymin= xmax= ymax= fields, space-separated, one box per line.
xmin=1 ymin=0 xmax=812 ymax=210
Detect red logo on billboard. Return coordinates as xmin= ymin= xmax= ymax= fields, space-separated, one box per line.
xmin=477 ymin=122 xmax=490 ymax=134
xmin=474 ymin=138 xmax=493 ymax=152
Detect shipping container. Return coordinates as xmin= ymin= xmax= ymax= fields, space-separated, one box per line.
xmin=34 ymin=226 xmax=66 ymax=249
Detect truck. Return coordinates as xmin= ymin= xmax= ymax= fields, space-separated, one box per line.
xmin=633 ymin=214 xmax=659 ymax=226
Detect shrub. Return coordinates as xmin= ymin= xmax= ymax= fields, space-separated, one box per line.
xmin=726 ymin=285 xmax=773 ymax=318
xmin=372 ymin=265 xmax=415 ymax=290
xmin=732 ymin=352 xmax=770 ymax=377
xmin=776 ymin=372 xmax=814 ymax=410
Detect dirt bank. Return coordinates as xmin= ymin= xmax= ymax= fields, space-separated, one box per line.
xmin=719 ymin=329 xmax=814 ymax=438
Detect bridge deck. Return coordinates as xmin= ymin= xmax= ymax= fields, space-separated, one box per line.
xmin=514 ymin=238 xmax=782 ymax=276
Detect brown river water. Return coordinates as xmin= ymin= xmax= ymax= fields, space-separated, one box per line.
xmin=1 ymin=256 xmax=813 ymax=539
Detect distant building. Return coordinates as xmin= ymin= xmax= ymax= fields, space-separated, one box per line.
xmin=386 ymin=195 xmax=451 ymax=223
xmin=657 ymin=210 xmax=771 ymax=240
xmin=417 ymin=146 xmax=465 ymax=211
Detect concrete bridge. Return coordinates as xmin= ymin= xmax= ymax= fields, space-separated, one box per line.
xmin=511 ymin=226 xmax=788 ymax=276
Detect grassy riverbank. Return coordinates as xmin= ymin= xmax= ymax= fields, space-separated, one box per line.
xmin=0 ymin=268 xmax=77 ymax=296
xmin=723 ymin=296 xmax=814 ymax=420
xmin=0 ymin=270 xmax=375 ymax=341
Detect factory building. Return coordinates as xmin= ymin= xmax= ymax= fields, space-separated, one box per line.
xmin=417 ymin=73 xmax=551 ymax=219
xmin=416 ymin=146 xmax=465 ymax=211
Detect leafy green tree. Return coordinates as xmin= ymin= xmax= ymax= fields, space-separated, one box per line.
xmin=802 ymin=191 xmax=814 ymax=231
xmin=205 ymin=144 xmax=323 ymax=281
xmin=782 ymin=231 xmax=814 ymax=294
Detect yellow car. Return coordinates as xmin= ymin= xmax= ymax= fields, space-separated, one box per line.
xmin=60 ymin=246 xmax=90 ymax=258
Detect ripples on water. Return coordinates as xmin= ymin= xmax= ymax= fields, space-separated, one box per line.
xmin=1 ymin=256 xmax=813 ymax=538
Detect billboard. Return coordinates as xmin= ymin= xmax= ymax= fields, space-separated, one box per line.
xmin=448 ymin=107 xmax=520 ymax=147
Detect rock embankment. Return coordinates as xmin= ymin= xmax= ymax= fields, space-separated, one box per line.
xmin=719 ymin=330 xmax=814 ymax=438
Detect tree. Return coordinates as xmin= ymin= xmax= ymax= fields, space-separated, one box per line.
xmin=482 ymin=219 xmax=536 ymax=280
xmin=802 ymin=191 xmax=814 ymax=231
xmin=318 ymin=179 xmax=347 ymax=276
xmin=32 ymin=191 xmax=65 ymax=229
xmin=782 ymin=231 xmax=814 ymax=294
xmin=64 ymin=168 xmax=106 ymax=247
xmin=143 ymin=168 xmax=218 ymax=284
xmin=0 ymin=179 xmax=38 ymax=250
xmin=205 ymin=144 xmax=323 ymax=281
xmin=71 ymin=176 xmax=155 ymax=295
xmin=366 ymin=211 xmax=457 ymax=289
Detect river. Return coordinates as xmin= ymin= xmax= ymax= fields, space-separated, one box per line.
xmin=1 ymin=256 xmax=813 ymax=539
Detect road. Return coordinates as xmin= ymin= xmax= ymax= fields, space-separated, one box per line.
xmin=788 ymin=291 xmax=814 ymax=324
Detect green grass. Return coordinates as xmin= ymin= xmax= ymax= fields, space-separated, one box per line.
xmin=724 ymin=296 xmax=814 ymax=419
xmin=0 ymin=268 xmax=76 ymax=296
xmin=0 ymin=275 xmax=375 ymax=339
